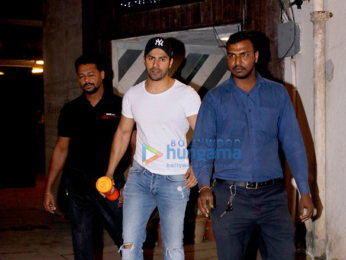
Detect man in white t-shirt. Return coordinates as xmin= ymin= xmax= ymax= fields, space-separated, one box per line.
xmin=105 ymin=37 xmax=201 ymax=260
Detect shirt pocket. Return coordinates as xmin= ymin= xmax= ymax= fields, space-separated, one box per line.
xmin=100 ymin=116 xmax=120 ymax=135
xmin=259 ymin=107 xmax=280 ymax=137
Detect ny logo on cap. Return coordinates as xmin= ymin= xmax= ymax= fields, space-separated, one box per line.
xmin=155 ymin=39 xmax=164 ymax=46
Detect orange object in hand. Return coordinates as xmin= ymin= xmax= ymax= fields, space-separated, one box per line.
xmin=96 ymin=176 xmax=119 ymax=201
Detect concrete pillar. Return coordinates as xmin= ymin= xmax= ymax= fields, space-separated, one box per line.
xmin=314 ymin=0 xmax=324 ymax=12
xmin=309 ymin=10 xmax=332 ymax=258
xmin=43 ymin=0 xmax=83 ymax=192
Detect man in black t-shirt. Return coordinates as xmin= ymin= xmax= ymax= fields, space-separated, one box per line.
xmin=43 ymin=53 xmax=133 ymax=260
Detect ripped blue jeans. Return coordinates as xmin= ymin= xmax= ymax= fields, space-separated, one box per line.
xmin=121 ymin=160 xmax=189 ymax=260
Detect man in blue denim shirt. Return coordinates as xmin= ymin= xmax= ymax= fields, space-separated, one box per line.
xmin=192 ymin=32 xmax=314 ymax=259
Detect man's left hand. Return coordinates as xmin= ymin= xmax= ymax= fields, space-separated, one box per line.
xmin=184 ymin=167 xmax=198 ymax=188
xmin=299 ymin=193 xmax=314 ymax=222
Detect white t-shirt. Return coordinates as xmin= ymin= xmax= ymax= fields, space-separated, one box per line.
xmin=122 ymin=80 xmax=201 ymax=175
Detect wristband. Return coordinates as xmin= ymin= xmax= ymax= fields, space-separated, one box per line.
xmin=198 ymin=186 xmax=211 ymax=193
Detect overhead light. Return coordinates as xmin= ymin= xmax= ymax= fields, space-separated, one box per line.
xmin=0 ymin=71 xmax=4 ymax=75
xmin=36 ymin=60 xmax=44 ymax=65
xmin=218 ymin=33 xmax=231 ymax=42
xmin=32 ymin=67 xmax=43 ymax=73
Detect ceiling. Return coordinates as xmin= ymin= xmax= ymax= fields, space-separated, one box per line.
xmin=0 ymin=0 xmax=43 ymax=67
xmin=113 ymin=24 xmax=242 ymax=55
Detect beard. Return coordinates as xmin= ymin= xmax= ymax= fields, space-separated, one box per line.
xmin=147 ymin=67 xmax=168 ymax=81
xmin=82 ymin=83 xmax=98 ymax=94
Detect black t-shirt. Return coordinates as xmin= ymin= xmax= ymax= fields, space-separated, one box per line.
xmin=58 ymin=93 xmax=130 ymax=182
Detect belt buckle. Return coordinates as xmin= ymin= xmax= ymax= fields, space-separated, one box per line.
xmin=246 ymin=181 xmax=258 ymax=189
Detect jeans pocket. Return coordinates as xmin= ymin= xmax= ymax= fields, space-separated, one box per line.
xmin=128 ymin=161 xmax=142 ymax=175
xmin=166 ymin=174 xmax=186 ymax=182
xmin=124 ymin=162 xmax=143 ymax=192
xmin=165 ymin=175 xmax=190 ymax=201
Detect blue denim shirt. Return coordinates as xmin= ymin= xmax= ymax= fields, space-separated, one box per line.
xmin=191 ymin=72 xmax=310 ymax=195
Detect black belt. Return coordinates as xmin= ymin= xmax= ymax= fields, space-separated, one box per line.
xmin=216 ymin=178 xmax=282 ymax=189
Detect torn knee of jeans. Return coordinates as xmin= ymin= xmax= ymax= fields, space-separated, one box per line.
xmin=118 ymin=243 xmax=134 ymax=253
xmin=165 ymin=247 xmax=184 ymax=258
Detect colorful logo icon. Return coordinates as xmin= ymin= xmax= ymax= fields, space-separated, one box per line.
xmin=142 ymin=143 xmax=163 ymax=166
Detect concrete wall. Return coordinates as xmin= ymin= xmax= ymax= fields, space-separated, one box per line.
xmin=110 ymin=25 xmax=242 ymax=95
xmin=284 ymin=1 xmax=346 ymax=259
xmin=324 ymin=1 xmax=346 ymax=259
xmin=43 ymin=0 xmax=82 ymax=175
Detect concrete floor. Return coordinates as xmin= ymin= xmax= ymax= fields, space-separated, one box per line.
xmin=0 ymin=173 xmax=218 ymax=260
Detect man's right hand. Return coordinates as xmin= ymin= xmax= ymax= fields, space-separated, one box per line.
xmin=105 ymin=173 xmax=115 ymax=184
xmin=197 ymin=185 xmax=214 ymax=218
xmin=43 ymin=193 xmax=56 ymax=214
xmin=98 ymin=173 xmax=116 ymax=198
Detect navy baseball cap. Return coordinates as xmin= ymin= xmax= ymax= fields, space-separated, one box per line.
xmin=144 ymin=37 xmax=173 ymax=58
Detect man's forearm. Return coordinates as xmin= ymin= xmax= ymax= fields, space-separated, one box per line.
xmin=106 ymin=131 xmax=132 ymax=177
xmin=44 ymin=146 xmax=68 ymax=193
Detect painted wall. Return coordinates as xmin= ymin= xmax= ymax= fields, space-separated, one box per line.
xmin=111 ymin=25 xmax=243 ymax=96
xmin=112 ymin=37 xmax=231 ymax=96
xmin=284 ymin=1 xmax=346 ymax=259
xmin=324 ymin=1 xmax=346 ymax=259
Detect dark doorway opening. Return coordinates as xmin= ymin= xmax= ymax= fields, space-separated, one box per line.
xmin=0 ymin=67 xmax=44 ymax=188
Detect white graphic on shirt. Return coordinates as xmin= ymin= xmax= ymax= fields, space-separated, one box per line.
xmin=155 ymin=39 xmax=164 ymax=46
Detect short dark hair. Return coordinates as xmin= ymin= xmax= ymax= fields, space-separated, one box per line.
xmin=227 ymin=31 xmax=258 ymax=53
xmin=75 ymin=53 xmax=105 ymax=73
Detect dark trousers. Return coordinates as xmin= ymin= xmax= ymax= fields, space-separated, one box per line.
xmin=212 ymin=180 xmax=295 ymax=260
xmin=68 ymin=190 xmax=123 ymax=260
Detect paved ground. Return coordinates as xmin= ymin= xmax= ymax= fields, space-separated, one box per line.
xmin=0 ymin=173 xmax=218 ymax=260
